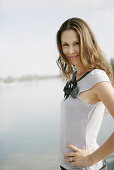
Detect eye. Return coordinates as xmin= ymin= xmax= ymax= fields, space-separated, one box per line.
xmin=74 ymin=41 xmax=80 ymax=45
xmin=62 ymin=43 xmax=68 ymax=46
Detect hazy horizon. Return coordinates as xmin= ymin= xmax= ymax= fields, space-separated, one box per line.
xmin=0 ymin=0 xmax=114 ymax=78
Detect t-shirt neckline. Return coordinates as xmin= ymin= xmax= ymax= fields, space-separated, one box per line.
xmin=76 ymin=70 xmax=93 ymax=82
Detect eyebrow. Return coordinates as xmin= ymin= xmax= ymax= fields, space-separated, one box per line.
xmin=62 ymin=41 xmax=79 ymax=44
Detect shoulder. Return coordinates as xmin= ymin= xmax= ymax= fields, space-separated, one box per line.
xmin=88 ymin=68 xmax=111 ymax=84
xmin=83 ymin=68 xmax=112 ymax=94
xmin=91 ymin=68 xmax=112 ymax=90
xmin=91 ymin=68 xmax=108 ymax=76
xmin=91 ymin=75 xmax=114 ymax=117
xmin=90 ymin=69 xmax=114 ymax=117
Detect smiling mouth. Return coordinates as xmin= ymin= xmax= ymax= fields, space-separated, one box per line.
xmin=68 ymin=55 xmax=79 ymax=59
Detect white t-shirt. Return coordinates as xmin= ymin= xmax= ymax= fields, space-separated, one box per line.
xmin=58 ymin=69 xmax=111 ymax=170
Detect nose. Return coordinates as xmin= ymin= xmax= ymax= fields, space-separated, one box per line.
xmin=69 ymin=45 xmax=75 ymax=54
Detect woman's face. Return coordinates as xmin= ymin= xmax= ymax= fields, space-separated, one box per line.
xmin=61 ymin=29 xmax=80 ymax=65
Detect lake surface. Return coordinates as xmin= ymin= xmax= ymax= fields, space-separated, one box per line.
xmin=0 ymin=78 xmax=113 ymax=170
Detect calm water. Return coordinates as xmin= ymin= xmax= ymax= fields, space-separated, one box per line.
xmin=0 ymin=78 xmax=113 ymax=170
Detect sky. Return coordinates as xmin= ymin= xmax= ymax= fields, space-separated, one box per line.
xmin=0 ymin=0 xmax=114 ymax=78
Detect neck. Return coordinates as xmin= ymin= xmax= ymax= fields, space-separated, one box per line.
xmin=76 ymin=66 xmax=89 ymax=75
xmin=72 ymin=58 xmax=89 ymax=75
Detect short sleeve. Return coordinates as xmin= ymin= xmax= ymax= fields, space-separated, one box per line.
xmin=77 ymin=69 xmax=111 ymax=93
xmin=87 ymin=69 xmax=111 ymax=89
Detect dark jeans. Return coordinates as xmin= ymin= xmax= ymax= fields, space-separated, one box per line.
xmin=60 ymin=159 xmax=107 ymax=170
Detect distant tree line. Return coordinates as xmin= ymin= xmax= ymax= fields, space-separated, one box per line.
xmin=111 ymin=59 xmax=114 ymax=73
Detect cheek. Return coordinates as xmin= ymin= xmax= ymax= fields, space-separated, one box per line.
xmin=75 ymin=46 xmax=80 ymax=52
xmin=62 ymin=47 xmax=68 ymax=55
xmin=77 ymin=46 xmax=80 ymax=52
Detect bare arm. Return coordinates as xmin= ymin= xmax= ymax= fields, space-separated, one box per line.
xmin=89 ymin=81 xmax=114 ymax=164
xmin=89 ymin=132 xmax=114 ymax=165
xmin=92 ymin=81 xmax=114 ymax=118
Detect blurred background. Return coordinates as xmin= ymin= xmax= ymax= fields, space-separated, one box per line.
xmin=0 ymin=0 xmax=114 ymax=170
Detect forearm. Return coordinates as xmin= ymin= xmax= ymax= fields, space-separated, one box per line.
xmin=89 ymin=132 xmax=114 ymax=165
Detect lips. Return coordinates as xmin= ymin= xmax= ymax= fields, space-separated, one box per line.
xmin=68 ymin=55 xmax=79 ymax=59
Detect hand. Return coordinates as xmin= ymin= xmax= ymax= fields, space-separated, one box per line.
xmin=64 ymin=144 xmax=93 ymax=167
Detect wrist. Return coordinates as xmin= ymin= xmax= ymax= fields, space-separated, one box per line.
xmin=88 ymin=153 xmax=96 ymax=166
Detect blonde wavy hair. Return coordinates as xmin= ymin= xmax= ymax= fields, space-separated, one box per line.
xmin=56 ymin=17 xmax=114 ymax=86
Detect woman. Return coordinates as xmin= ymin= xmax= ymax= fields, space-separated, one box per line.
xmin=56 ymin=18 xmax=114 ymax=170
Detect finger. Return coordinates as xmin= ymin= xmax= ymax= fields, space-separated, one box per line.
xmin=69 ymin=162 xmax=76 ymax=167
xmin=64 ymin=152 xmax=75 ymax=158
xmin=66 ymin=144 xmax=80 ymax=152
xmin=64 ymin=157 xmax=74 ymax=162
